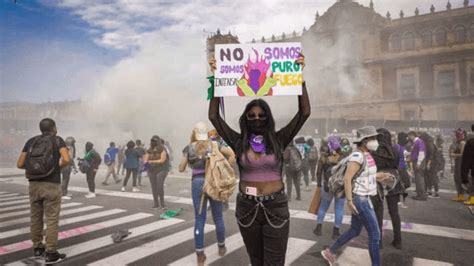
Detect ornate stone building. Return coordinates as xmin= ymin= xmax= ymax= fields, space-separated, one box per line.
xmin=207 ymin=0 xmax=474 ymax=133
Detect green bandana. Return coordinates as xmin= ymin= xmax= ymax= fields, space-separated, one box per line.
xmin=207 ymin=75 xmax=215 ymax=100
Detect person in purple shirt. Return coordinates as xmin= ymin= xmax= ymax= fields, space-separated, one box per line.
xmin=408 ymin=131 xmax=427 ymax=201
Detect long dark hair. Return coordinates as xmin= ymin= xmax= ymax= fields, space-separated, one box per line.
xmin=237 ymin=99 xmax=282 ymax=161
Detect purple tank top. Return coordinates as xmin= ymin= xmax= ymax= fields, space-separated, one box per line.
xmin=239 ymin=152 xmax=281 ymax=182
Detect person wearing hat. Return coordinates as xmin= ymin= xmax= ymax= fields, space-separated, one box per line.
xmin=322 ymin=126 xmax=392 ymax=266
xmin=178 ymin=122 xmax=235 ymax=266
xmin=451 ymin=128 xmax=467 ymax=202
xmin=144 ymin=135 xmax=169 ymax=210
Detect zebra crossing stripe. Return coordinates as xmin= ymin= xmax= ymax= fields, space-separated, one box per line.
xmin=285 ymin=238 xmax=317 ymax=265
xmin=0 ymin=208 xmax=126 ymax=240
xmin=0 ymin=202 xmax=82 ymax=220
xmin=337 ymin=246 xmax=453 ymax=266
xmin=0 ymin=204 xmax=30 ymax=213
xmin=413 ymin=257 xmax=453 ymax=266
xmin=0 ymin=212 xmax=152 ymax=256
xmin=88 ymin=225 xmax=216 ymax=265
xmin=0 ymin=205 xmax=103 ymax=228
xmin=0 ymin=194 xmax=19 ymax=198
xmin=6 ymin=218 xmax=183 ymax=266
xmin=0 ymin=199 xmax=29 ymax=207
xmin=290 ymin=210 xmax=474 ymax=241
xmin=169 ymin=232 xmax=243 ymax=265
xmin=0 ymin=191 xmax=9 ymax=195
xmin=0 ymin=196 xmax=29 ymax=202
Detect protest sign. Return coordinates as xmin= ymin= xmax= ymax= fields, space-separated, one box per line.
xmin=214 ymin=42 xmax=303 ymax=97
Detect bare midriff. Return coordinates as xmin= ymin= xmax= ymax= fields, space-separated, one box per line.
xmin=240 ymin=180 xmax=284 ymax=195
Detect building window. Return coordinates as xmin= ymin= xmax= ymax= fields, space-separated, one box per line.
xmin=454 ymin=25 xmax=466 ymax=43
xmin=435 ymin=28 xmax=447 ymax=46
xmin=403 ymin=32 xmax=416 ymax=50
xmin=437 ymin=70 xmax=456 ymax=96
xmin=422 ymin=31 xmax=433 ymax=48
xmin=390 ymin=33 xmax=402 ymax=51
xmin=399 ymin=74 xmax=417 ymax=98
xmin=403 ymin=109 xmax=417 ymax=121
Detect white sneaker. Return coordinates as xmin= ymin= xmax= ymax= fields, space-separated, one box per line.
xmin=132 ymin=187 xmax=140 ymax=192
xmin=85 ymin=192 xmax=96 ymax=198
xmin=398 ymin=201 xmax=408 ymax=209
xmin=62 ymin=196 xmax=71 ymax=200
xmin=121 ymin=187 xmax=125 ymax=192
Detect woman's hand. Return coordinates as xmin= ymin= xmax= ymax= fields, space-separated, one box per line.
xmin=347 ymin=200 xmax=359 ymax=215
xmin=296 ymin=53 xmax=305 ymax=70
xmin=208 ymin=58 xmax=217 ymax=73
xmin=376 ymin=172 xmax=391 ymax=181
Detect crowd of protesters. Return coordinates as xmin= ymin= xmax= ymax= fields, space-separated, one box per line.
xmin=13 ymin=53 xmax=473 ymax=265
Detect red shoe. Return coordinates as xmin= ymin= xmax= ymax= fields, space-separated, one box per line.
xmin=321 ymin=248 xmax=336 ymax=266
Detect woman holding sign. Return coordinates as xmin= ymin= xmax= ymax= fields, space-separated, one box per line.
xmin=208 ymin=55 xmax=310 ymax=265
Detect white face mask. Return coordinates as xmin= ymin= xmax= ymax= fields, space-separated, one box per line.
xmin=366 ymin=140 xmax=379 ymax=151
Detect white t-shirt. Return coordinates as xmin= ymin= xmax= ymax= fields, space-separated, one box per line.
xmin=348 ymin=151 xmax=377 ymax=196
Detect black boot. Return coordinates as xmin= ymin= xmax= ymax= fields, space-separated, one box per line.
xmin=332 ymin=227 xmax=340 ymax=239
xmin=392 ymin=239 xmax=402 ymax=249
xmin=313 ymin=223 xmax=322 ymax=236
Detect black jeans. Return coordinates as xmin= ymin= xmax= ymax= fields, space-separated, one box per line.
xmin=148 ymin=169 xmax=168 ymax=207
xmin=425 ymin=166 xmax=439 ymax=192
xmin=371 ymin=193 xmax=402 ymax=244
xmin=285 ymin=169 xmax=301 ymax=200
xmin=123 ymin=168 xmax=138 ymax=187
xmin=235 ymin=192 xmax=290 ymax=266
xmin=86 ymin=170 xmax=97 ymax=193
xmin=61 ymin=166 xmax=72 ymax=196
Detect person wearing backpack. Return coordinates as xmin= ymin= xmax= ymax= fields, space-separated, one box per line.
xmin=178 ymin=122 xmax=236 ymax=266
xmin=307 ymin=138 xmax=318 ymax=183
xmin=322 ymin=126 xmax=392 ymax=266
xmin=122 ymin=140 xmax=141 ymax=192
xmin=17 ymin=118 xmax=70 ymax=264
xmin=370 ymin=128 xmax=404 ymax=250
xmin=82 ymin=141 xmax=102 ymax=198
xmin=313 ymin=138 xmax=345 ymax=239
xmin=284 ymin=140 xmax=303 ymax=201
xmin=209 ymin=54 xmax=310 ymax=266
xmin=61 ymin=136 xmax=77 ymax=200
xmin=102 ymin=142 xmax=121 ymax=185
xmin=144 ymin=135 xmax=168 ymax=210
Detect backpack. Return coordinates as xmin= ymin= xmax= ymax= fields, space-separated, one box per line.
xmin=284 ymin=146 xmax=302 ymax=172
xmin=328 ymin=151 xmax=367 ymax=198
xmin=200 ymin=141 xmax=237 ymax=212
xmin=308 ymin=146 xmax=318 ymax=161
xmin=25 ymin=135 xmax=58 ymax=180
xmin=78 ymin=159 xmax=91 ymax=174
xmin=104 ymin=152 xmax=112 ymax=166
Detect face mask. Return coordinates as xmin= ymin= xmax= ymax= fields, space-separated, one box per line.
xmin=366 ymin=140 xmax=379 ymax=151
xmin=248 ymin=120 xmax=266 ymax=134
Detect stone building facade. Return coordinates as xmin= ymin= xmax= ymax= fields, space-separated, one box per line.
xmin=207 ymin=0 xmax=474 ymax=133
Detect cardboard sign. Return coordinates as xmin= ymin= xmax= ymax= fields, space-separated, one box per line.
xmin=214 ymin=42 xmax=303 ymax=97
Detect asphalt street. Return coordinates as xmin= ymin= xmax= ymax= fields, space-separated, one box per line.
xmin=0 ymin=167 xmax=473 ymax=266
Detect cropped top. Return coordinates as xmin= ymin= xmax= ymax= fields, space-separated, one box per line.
xmin=239 ymin=152 xmax=281 ymax=182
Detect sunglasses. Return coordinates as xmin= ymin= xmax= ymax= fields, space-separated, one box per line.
xmin=246 ymin=111 xmax=268 ymax=121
